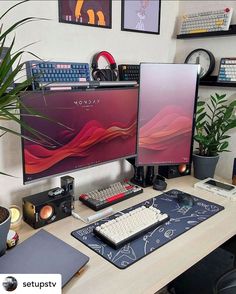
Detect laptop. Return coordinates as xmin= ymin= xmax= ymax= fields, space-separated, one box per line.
xmin=0 ymin=229 xmax=89 ymax=287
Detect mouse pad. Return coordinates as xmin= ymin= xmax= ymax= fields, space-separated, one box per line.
xmin=71 ymin=189 xmax=224 ymax=269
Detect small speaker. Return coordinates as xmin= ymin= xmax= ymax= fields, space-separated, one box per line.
xmin=158 ymin=164 xmax=191 ymax=179
xmin=22 ymin=190 xmax=73 ymax=229
xmin=60 ymin=176 xmax=74 ymax=196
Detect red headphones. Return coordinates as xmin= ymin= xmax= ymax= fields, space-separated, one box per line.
xmin=91 ymin=51 xmax=118 ymax=81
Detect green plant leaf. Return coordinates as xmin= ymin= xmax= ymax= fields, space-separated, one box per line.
xmin=224 ymin=121 xmax=236 ymax=132
xmin=218 ymin=94 xmax=227 ymax=100
xmin=196 ymin=121 xmax=205 ymax=129
xmin=196 ymin=112 xmax=206 ymax=123
xmin=220 ymin=135 xmax=231 ymax=140
xmin=196 ymin=107 xmax=205 ymax=114
xmin=210 ymin=95 xmax=217 ymax=104
xmin=0 ymin=0 xmax=29 ymax=21
xmin=197 ymin=101 xmax=205 ymax=107
xmin=219 ymin=141 xmax=229 ymax=151
xmin=0 ymin=1 xmax=52 ymax=176
xmin=216 ymin=99 xmax=227 ymax=105
xmin=229 ymin=100 xmax=236 ymax=108
xmin=207 ymin=104 xmax=214 ymax=114
xmin=224 ymin=107 xmax=234 ymax=120
xmin=194 ymin=92 xmax=236 ymax=155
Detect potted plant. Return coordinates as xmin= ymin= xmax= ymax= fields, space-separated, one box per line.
xmin=0 ymin=206 xmax=11 ymax=256
xmin=0 ymin=1 xmax=48 ymax=256
xmin=193 ymin=93 xmax=236 ymax=180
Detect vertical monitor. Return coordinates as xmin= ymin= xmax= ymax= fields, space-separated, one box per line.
xmin=137 ymin=63 xmax=199 ymax=165
xmin=20 ymin=87 xmax=139 ymax=184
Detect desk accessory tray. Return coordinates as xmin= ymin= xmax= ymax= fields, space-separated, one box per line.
xmin=71 ymin=189 xmax=224 ymax=269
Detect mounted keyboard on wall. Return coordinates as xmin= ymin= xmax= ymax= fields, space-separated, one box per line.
xmin=26 ymin=60 xmax=91 ymax=90
xmin=179 ymin=8 xmax=233 ymax=35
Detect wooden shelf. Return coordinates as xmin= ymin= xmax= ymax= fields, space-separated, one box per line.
xmin=200 ymin=76 xmax=236 ymax=87
xmin=177 ymin=25 xmax=236 ymax=39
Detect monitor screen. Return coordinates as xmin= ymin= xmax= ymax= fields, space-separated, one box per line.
xmin=20 ymin=87 xmax=139 ymax=184
xmin=137 ymin=63 xmax=199 ymax=166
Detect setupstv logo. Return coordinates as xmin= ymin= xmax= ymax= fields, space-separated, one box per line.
xmin=2 ymin=276 xmax=18 ymax=292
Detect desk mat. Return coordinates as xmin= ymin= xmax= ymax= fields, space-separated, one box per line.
xmin=71 ymin=189 xmax=224 ymax=269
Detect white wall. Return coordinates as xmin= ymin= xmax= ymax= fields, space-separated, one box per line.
xmin=0 ymin=0 xmax=179 ymax=207
xmin=175 ymin=1 xmax=236 ymax=180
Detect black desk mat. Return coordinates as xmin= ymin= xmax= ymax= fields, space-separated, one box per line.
xmin=71 ymin=189 xmax=224 ymax=269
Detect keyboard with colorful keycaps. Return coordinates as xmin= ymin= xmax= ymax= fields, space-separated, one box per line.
xmin=26 ymin=60 xmax=90 ymax=90
xmin=79 ymin=180 xmax=143 ymax=211
xmin=218 ymin=58 xmax=236 ymax=83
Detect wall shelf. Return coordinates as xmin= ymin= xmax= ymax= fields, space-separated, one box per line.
xmin=200 ymin=76 xmax=236 ymax=87
xmin=177 ymin=25 xmax=236 ymax=39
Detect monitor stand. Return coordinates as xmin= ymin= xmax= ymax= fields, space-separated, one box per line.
xmin=126 ymin=158 xmax=154 ymax=188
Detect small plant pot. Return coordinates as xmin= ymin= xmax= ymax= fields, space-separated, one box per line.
xmin=192 ymin=153 xmax=219 ymax=180
xmin=0 ymin=206 xmax=11 ymax=257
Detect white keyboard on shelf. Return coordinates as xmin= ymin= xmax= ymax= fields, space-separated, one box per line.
xmin=93 ymin=205 xmax=169 ymax=249
xmin=180 ymin=8 xmax=233 ymax=35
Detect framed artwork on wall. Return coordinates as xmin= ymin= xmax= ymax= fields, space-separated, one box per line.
xmin=58 ymin=0 xmax=112 ymax=29
xmin=121 ymin=0 xmax=161 ymax=34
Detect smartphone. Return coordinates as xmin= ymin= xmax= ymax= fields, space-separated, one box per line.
xmin=205 ymin=179 xmax=234 ymax=191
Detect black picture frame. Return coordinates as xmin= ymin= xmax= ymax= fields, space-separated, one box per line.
xmin=121 ymin=0 xmax=161 ymax=35
xmin=58 ymin=0 xmax=112 ymax=29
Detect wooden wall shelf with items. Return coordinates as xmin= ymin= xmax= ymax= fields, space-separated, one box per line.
xmin=184 ymin=50 xmax=236 ymax=88
xmin=177 ymin=25 xmax=236 ymax=39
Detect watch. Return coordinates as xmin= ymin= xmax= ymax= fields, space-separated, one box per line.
xmin=184 ymin=48 xmax=215 ymax=79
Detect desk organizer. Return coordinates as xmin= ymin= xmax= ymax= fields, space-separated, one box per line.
xmin=71 ymin=189 xmax=224 ymax=269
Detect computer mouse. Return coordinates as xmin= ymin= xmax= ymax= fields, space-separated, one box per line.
xmin=177 ymin=193 xmax=194 ymax=207
xmin=153 ymin=175 xmax=167 ymax=191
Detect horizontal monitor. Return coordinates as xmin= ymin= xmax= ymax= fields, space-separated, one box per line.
xmin=20 ymin=87 xmax=139 ymax=184
xmin=137 ymin=63 xmax=199 ymax=166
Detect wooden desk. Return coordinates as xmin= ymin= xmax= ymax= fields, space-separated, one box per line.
xmin=18 ymin=176 xmax=236 ymax=294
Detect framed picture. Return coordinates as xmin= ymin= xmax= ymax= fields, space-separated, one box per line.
xmin=58 ymin=0 xmax=112 ymax=29
xmin=121 ymin=0 xmax=161 ymax=34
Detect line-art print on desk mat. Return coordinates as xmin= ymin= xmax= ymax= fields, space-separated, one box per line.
xmin=72 ymin=189 xmax=224 ymax=269
xmin=58 ymin=0 xmax=112 ymax=29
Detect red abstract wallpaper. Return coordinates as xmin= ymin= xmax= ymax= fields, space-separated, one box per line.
xmin=21 ymin=88 xmax=138 ymax=183
xmin=137 ymin=63 xmax=198 ymax=165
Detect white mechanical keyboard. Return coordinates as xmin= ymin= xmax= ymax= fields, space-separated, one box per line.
xmin=93 ymin=205 xmax=169 ymax=249
xmin=180 ymin=8 xmax=233 ymax=35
